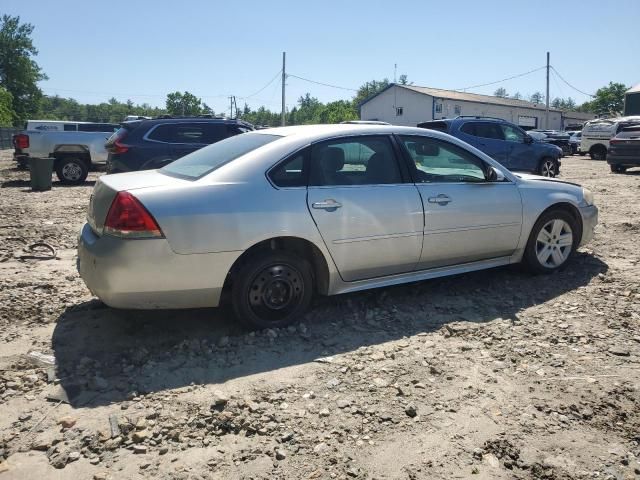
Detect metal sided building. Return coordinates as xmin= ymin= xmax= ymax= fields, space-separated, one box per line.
xmin=360 ymin=84 xmax=595 ymax=130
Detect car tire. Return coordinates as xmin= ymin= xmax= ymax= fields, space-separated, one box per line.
xmin=610 ymin=165 xmax=627 ymax=174
xmin=231 ymin=251 xmax=313 ymax=330
xmin=590 ymin=146 xmax=607 ymax=161
xmin=538 ymin=157 xmax=557 ymax=177
xmin=55 ymin=157 xmax=89 ymax=184
xmin=523 ymin=209 xmax=579 ymax=274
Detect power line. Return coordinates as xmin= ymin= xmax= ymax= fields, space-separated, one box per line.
xmin=454 ymin=66 xmax=546 ymax=91
xmin=238 ymin=69 xmax=283 ymax=100
xmin=287 ymin=73 xmax=358 ymax=92
xmin=550 ymin=66 xmax=595 ymax=97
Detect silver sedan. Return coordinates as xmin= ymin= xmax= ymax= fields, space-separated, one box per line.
xmin=78 ymin=124 xmax=598 ymax=329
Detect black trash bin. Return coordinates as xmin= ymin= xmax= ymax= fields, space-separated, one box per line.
xmin=28 ymin=157 xmax=54 ymax=191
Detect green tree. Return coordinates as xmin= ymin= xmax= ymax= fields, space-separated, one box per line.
xmin=398 ymin=74 xmax=412 ymax=86
xmin=588 ymin=82 xmax=627 ymax=116
xmin=512 ymin=92 xmax=522 ymax=100
xmin=0 ymin=15 xmax=47 ymax=125
xmin=494 ymin=87 xmax=508 ymax=98
xmin=166 ymin=91 xmax=202 ymax=115
xmin=0 ymin=86 xmax=13 ymax=126
xmin=529 ymin=92 xmax=545 ymax=104
xmin=352 ymin=78 xmax=390 ymax=107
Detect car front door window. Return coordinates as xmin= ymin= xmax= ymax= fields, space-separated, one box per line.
xmin=502 ymin=124 xmax=525 ymax=143
xmin=400 ymin=136 xmax=488 ymax=183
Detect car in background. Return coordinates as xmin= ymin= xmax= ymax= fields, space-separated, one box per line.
xmin=581 ymin=116 xmax=640 ymax=160
xmin=12 ymin=121 xmax=119 ymax=183
xmin=530 ymin=130 xmax=572 ymax=156
xmin=78 ymin=124 xmax=597 ymax=329
xmin=607 ymin=124 xmax=640 ymax=173
xmin=566 ymin=131 xmax=582 ymax=155
xmin=417 ymin=116 xmax=562 ymax=177
xmin=105 ymin=116 xmax=255 ymax=173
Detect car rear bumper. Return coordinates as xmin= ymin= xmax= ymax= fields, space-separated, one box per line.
xmin=77 ymin=223 xmax=241 ymax=309
xmin=607 ymin=154 xmax=640 ymax=166
xmin=579 ymin=205 xmax=598 ymax=247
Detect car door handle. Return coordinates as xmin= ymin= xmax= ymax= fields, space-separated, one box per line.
xmin=312 ymin=199 xmax=342 ymax=210
xmin=427 ymin=194 xmax=452 ymax=205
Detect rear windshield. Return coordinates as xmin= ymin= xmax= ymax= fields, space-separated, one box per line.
xmin=161 ymin=132 xmax=281 ymax=179
xmin=417 ymin=121 xmax=449 ymax=133
xmin=617 ymin=126 xmax=640 ymax=139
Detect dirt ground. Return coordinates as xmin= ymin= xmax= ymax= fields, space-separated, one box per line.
xmin=0 ymin=149 xmax=639 ymax=480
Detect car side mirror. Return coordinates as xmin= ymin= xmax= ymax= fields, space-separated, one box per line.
xmin=487 ymin=166 xmax=506 ymax=182
xmin=524 ymin=135 xmax=533 ymax=144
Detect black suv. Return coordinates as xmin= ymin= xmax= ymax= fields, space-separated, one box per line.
xmin=105 ymin=116 xmax=254 ymax=173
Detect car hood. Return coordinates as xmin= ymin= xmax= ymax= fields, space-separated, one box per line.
xmin=515 ymin=173 xmax=581 ymax=188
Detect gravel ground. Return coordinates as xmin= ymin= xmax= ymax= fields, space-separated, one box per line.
xmin=0 ymin=150 xmax=639 ymax=480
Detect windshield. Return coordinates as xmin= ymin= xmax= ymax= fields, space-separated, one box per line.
xmin=161 ymin=133 xmax=281 ymax=179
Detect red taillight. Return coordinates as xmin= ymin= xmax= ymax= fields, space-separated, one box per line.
xmin=104 ymin=192 xmax=163 ymax=238
xmin=108 ymin=129 xmax=129 ymax=154
xmin=13 ymin=134 xmax=29 ymax=149
xmin=609 ymin=139 xmax=620 ymax=145
xmin=113 ymin=140 xmax=129 ymax=154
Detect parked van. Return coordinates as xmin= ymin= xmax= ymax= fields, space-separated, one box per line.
xmin=581 ymin=116 xmax=640 ymax=160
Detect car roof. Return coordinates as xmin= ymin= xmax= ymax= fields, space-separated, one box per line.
xmin=252 ymin=124 xmax=437 ymax=143
xmin=147 ymin=117 xmax=250 ymax=124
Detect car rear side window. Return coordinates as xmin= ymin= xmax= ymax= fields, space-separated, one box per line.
xmin=269 ymin=150 xmax=308 ymax=188
xmin=78 ymin=123 xmax=118 ymax=132
xmin=174 ymin=124 xmax=207 ymax=144
xmin=147 ymin=124 xmax=174 ymax=142
xmin=161 ymin=133 xmax=281 ymax=179
xmin=462 ymin=122 xmax=504 ymax=140
xmin=63 ymin=124 xmax=77 ymax=131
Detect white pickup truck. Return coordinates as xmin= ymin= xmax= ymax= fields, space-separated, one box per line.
xmin=13 ymin=121 xmax=119 ymax=184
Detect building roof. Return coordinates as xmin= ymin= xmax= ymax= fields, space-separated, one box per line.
xmin=361 ymin=83 xmax=563 ymax=112
xmin=626 ymin=83 xmax=640 ymax=94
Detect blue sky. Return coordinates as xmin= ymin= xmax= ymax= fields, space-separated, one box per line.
xmin=4 ymin=0 xmax=639 ymax=115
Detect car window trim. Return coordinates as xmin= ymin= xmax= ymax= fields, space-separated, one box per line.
xmin=394 ymin=134 xmax=514 ymax=185
xmin=307 ymin=134 xmax=410 ymax=187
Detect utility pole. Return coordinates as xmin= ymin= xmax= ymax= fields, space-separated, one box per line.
xmin=394 ymin=63 xmax=397 ymax=83
xmin=229 ymin=96 xmax=234 ymax=118
xmin=545 ymin=51 xmax=550 ymax=129
xmin=281 ymin=52 xmax=286 ymax=126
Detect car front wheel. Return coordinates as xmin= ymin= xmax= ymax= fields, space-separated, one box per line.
xmin=610 ymin=165 xmax=627 ymax=174
xmin=231 ymin=251 xmax=313 ymax=329
xmin=524 ymin=209 xmax=578 ymax=273
xmin=538 ymin=157 xmax=557 ymax=177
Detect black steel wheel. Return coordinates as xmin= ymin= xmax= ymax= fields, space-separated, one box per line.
xmin=232 ymin=251 xmax=313 ymax=329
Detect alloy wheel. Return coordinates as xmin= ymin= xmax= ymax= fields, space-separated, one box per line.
xmin=541 ymin=159 xmax=556 ymax=177
xmin=535 ymin=219 xmax=573 ymax=268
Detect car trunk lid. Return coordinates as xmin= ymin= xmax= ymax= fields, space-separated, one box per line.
xmin=87 ymin=170 xmax=187 ymax=235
